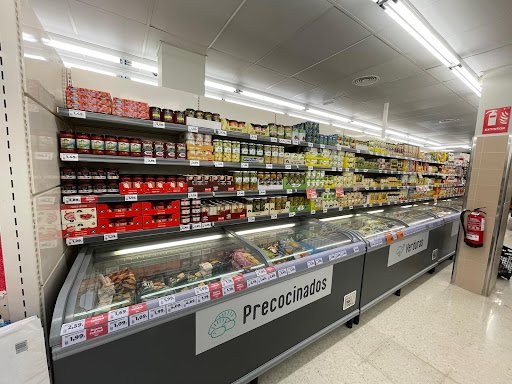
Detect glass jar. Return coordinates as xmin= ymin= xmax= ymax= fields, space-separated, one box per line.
xmin=76 ymin=133 xmax=91 ymax=154
xmin=250 ymin=171 xmax=258 ymax=190
xmin=204 ymin=111 xmax=212 ymax=121
xmin=142 ymin=140 xmax=154 ymax=157
xmin=91 ymin=134 xmax=105 ymax=155
xmin=77 ymin=181 xmax=93 ymax=195
xmin=234 ymin=171 xmax=242 ymax=191
xmin=61 ymin=181 xmax=77 ymax=195
xmin=149 ymin=106 xmax=161 ymax=121
xmin=77 ymin=167 xmax=91 ymax=180
xmin=107 ymin=183 xmax=119 ymax=194
xmin=242 ymin=172 xmax=250 ymax=190
xmin=59 ymin=131 xmax=76 ymax=153
xmin=60 ymin=167 xmax=76 ymax=180
xmin=91 ymin=168 xmax=106 ymax=180
xmin=249 ymin=143 xmax=256 ymax=156
xmin=106 ymin=168 xmax=119 ymax=180
xmin=194 ymin=110 xmax=204 ymax=119
xmin=154 ymin=141 xmax=164 ymax=158
xmin=130 ymin=138 xmax=142 ymax=157
xmin=118 ymin=137 xmax=130 ymax=156
xmin=175 ymin=110 xmax=185 ymax=125
xmin=161 ymin=109 xmax=174 ymax=122
xmin=241 ymin=142 xmax=249 ymax=156
xmin=93 ymin=182 xmax=107 ymax=194
xmin=105 ymin=135 xmax=118 ymax=156
xmin=185 ymin=109 xmax=195 ymax=118
xmin=165 ymin=142 xmax=176 ymax=159
xmin=264 ymin=145 xmax=272 ymax=163
xmin=212 ymin=113 xmax=221 ymax=122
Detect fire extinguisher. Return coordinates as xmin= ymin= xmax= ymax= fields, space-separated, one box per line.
xmin=460 ymin=208 xmax=486 ymax=247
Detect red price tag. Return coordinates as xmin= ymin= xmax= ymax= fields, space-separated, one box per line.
xmin=306 ymin=188 xmax=317 ymax=199
xmin=335 ymin=187 xmax=344 ymax=197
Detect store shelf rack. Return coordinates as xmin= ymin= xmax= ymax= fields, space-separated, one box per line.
xmin=57 ymin=108 xmax=467 ymax=167
xmin=64 ymin=194 xmax=463 ymax=245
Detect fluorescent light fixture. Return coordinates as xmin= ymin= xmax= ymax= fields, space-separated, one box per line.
xmin=240 ymin=90 xmax=304 ymax=110
xmin=288 ymin=113 xmax=331 ymax=125
xmin=225 ymin=98 xmax=284 ymax=114
xmin=117 ymin=234 xmax=223 ymax=256
xmin=308 ymin=109 xmax=350 ymax=123
xmin=332 ymin=123 xmax=363 ymax=133
xmin=451 ymin=66 xmax=481 ymax=97
xmin=205 ymin=80 xmax=236 ymax=93
xmin=50 ymin=40 xmax=120 ymax=63
xmin=204 ymin=93 xmax=224 ymax=101
xmin=386 ymin=1 xmax=459 ymax=67
xmin=131 ymin=61 xmax=158 ymax=73
xmin=63 ymin=62 xmax=117 ymax=77
xmin=131 ymin=77 xmax=158 ymax=86
xmin=351 ymin=120 xmax=381 ymax=131
xmin=22 ymin=33 xmax=37 ymax=42
xmin=387 ymin=129 xmax=408 ymax=138
xmin=401 ymin=205 xmax=413 ymax=208
xmin=236 ymin=223 xmax=295 ymax=235
xmin=24 ymin=54 xmax=46 ymax=61
xmin=365 ymin=131 xmax=383 ymax=138
xmin=320 ymin=214 xmax=353 ymax=221
xmin=408 ymin=138 xmax=426 ymax=146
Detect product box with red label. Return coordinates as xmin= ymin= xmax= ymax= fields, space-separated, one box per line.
xmin=142 ymin=214 xmax=180 ymax=229
xmin=143 ymin=182 xmax=187 ymax=195
xmin=97 ymin=203 xmax=142 ymax=219
xmin=112 ymin=98 xmax=149 ymax=119
xmin=119 ymin=182 xmax=144 ymax=195
xmin=141 ymin=201 xmax=180 ymax=216
xmin=98 ymin=217 xmax=143 ymax=234
xmin=61 ymin=203 xmax=97 ymax=224
xmin=62 ymin=220 xmax=99 ymax=238
xmin=66 ymin=86 xmax=111 ymax=99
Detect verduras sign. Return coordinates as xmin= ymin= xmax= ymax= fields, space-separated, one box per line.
xmin=388 ymin=232 xmax=429 ymax=267
xmin=195 ymin=266 xmax=333 ymax=354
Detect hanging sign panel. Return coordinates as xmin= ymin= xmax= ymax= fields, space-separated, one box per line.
xmin=482 ymin=106 xmax=511 ymax=134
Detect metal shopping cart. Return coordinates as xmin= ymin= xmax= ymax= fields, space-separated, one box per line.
xmin=499 ymin=245 xmax=512 ymax=280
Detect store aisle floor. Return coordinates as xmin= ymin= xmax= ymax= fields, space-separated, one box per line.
xmin=259 ymin=261 xmax=512 ymax=384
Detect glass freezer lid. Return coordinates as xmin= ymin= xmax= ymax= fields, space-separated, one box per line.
xmin=68 ymin=230 xmax=267 ymax=322
xmin=373 ymin=208 xmax=435 ymax=226
xmin=320 ymin=213 xmax=405 ymax=239
xmin=412 ymin=205 xmax=458 ymax=217
xmin=436 ymin=198 xmax=463 ymax=211
xmin=235 ymin=220 xmax=352 ymax=265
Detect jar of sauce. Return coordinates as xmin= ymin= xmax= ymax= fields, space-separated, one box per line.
xmin=156 ymin=176 xmax=166 ymax=188
xmin=60 ymin=132 xmax=76 ymax=153
xmin=161 ymin=109 xmax=173 ymax=122
xmin=142 ymin=140 xmax=154 ymax=157
xmin=194 ymin=110 xmax=204 ymax=119
xmin=120 ymin=176 xmax=132 ymax=188
xmin=77 ymin=181 xmax=93 ymax=195
xmin=91 ymin=168 xmax=106 ymax=180
xmin=154 ymin=141 xmax=164 ymax=158
xmin=130 ymin=138 xmax=142 ymax=157
xmin=93 ymin=182 xmax=107 ymax=194
xmin=77 ymin=167 xmax=91 ymax=180
xmin=61 ymin=181 xmax=77 ymax=195
xmin=107 ymin=183 xmax=119 ymax=194
xmin=91 ymin=134 xmax=105 ymax=155
xmin=105 ymin=136 xmax=118 ymax=156
xmin=118 ymin=137 xmax=130 ymax=156
xmin=175 ymin=111 xmax=185 ymax=125
xmin=149 ymin=106 xmax=161 ymax=121
xmin=106 ymin=168 xmax=119 ymax=180
xmin=60 ymin=167 xmax=76 ymax=180
xmin=76 ymin=133 xmax=91 ymax=154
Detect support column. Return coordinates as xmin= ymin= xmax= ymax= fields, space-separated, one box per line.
xmin=453 ymin=65 xmax=512 ymax=295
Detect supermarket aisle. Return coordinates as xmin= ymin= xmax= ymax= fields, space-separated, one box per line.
xmin=259 ymin=261 xmax=512 ymax=384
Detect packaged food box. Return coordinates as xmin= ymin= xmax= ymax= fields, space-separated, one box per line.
xmin=61 ymin=203 xmax=97 ymax=223
xmin=66 ymin=86 xmax=111 ymax=99
xmin=98 ymin=217 xmax=143 ymax=233
xmin=62 ymin=219 xmax=98 ymax=238
xmin=97 ymin=203 xmax=142 ymax=219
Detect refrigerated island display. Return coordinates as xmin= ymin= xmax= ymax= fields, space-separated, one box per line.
xmin=50 ymin=218 xmax=366 ymax=384
xmin=321 ymin=207 xmax=445 ymax=316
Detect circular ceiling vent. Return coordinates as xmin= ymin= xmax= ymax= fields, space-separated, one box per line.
xmin=352 ymin=75 xmax=380 ymax=87
xmin=439 ymin=118 xmax=461 ymax=123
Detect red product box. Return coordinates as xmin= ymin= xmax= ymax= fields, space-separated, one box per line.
xmin=120 ymin=183 xmax=144 ymax=195
xmin=61 ymin=203 xmax=97 ymax=223
xmin=66 ymin=94 xmax=112 ymax=106
xmin=143 ymin=182 xmax=188 ymax=194
xmin=97 ymin=203 xmax=142 ymax=219
xmin=141 ymin=201 xmax=179 ymax=216
xmin=113 ymin=97 xmax=148 ymax=109
xmin=66 ymin=86 xmax=111 ymax=99
xmin=62 ymin=220 xmax=99 ymax=238
xmin=142 ymin=214 xmax=180 ymax=229
xmin=225 ymin=211 xmax=247 ymax=220
xmin=98 ymin=217 xmax=143 ymax=233
xmin=112 ymin=109 xmax=149 ymax=119
xmin=67 ymin=102 xmax=112 ymax=114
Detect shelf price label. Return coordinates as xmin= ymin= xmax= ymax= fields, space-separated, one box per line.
xmin=144 ymin=157 xmax=157 ymax=165
xmin=60 ymin=320 xmax=85 ymax=336
xmin=60 ymin=153 xmax=78 ymax=161
xmin=214 ymin=161 xmax=224 ymax=168
xmin=62 ymin=330 xmax=86 ymax=347
xmin=308 ymin=142 xmax=314 ymax=148
xmin=202 ymin=222 xmax=212 ymax=229
xmin=103 ymin=233 xmax=118 ymax=242
xmin=188 ymin=192 xmax=198 ymax=198
xmin=153 ymin=121 xmax=165 ymax=128
xmin=63 ymin=196 xmax=81 ymax=204
xmin=246 ymin=278 xmax=259 ymax=288
xmin=286 ymin=266 xmax=296 ymax=275
xmin=190 ymin=160 xmax=200 ymax=166
xmin=66 ymin=237 xmax=83 ymax=246
xmin=149 ymin=307 xmax=166 ymax=320
xmin=125 ymin=194 xmax=138 ymax=202
xmin=158 ymin=295 xmax=176 ymax=307
xmin=292 ymin=140 xmax=299 ymax=145
xmin=310 ymin=210 xmax=316 ymax=215
xmin=322 ymin=208 xmax=328 ymax=213
xmin=286 ymin=189 xmax=293 ymax=194
xmin=259 ymin=190 xmax=266 ymax=195
xmin=188 ymin=126 xmax=198 ymax=133
xmin=241 ymin=163 xmax=249 ymax=168
xmin=218 ymin=129 xmax=228 ymax=136
xmin=288 ymin=212 xmax=295 ymax=217
xmin=194 ymin=285 xmax=210 ymax=296
xmin=129 ymin=311 xmax=149 ymax=326
xmin=222 ymin=286 xmax=235 ymax=296
xmin=180 ymin=224 xmax=191 ymax=231
xmin=285 ymin=164 xmax=292 ymax=170
xmin=250 ymin=134 xmax=257 ymax=140
xmin=307 ymin=260 xmax=316 ymax=268
xmin=236 ymin=191 xmax=245 ymax=196
xmin=278 ymin=269 xmax=288 ymax=278
xmin=315 ymin=258 xmax=323 ymax=265
xmin=192 ymin=223 xmax=202 ymax=230
xmin=68 ymin=109 xmax=86 ymax=119
xmin=308 ymin=166 xmax=313 ymax=171
xmin=319 ymin=144 xmax=325 ymax=149
xmin=266 ymin=164 xmax=273 ymax=169
xmin=108 ymin=308 xmax=128 ymax=322
xmin=270 ymin=137 xmax=278 ymax=143
xmin=247 ymin=216 xmax=255 ymax=223
xmin=270 ymin=214 xmax=278 ymax=220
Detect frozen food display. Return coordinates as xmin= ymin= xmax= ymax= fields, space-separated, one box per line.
xmin=321 ymin=213 xmax=405 ymax=239
xmin=374 ymin=208 xmax=436 ymax=227
xmin=436 ymin=198 xmax=463 ymax=211
xmin=412 ymin=205 xmax=459 ymax=218
xmin=234 ymin=219 xmax=353 ymax=265
xmin=68 ymin=231 xmax=267 ymax=322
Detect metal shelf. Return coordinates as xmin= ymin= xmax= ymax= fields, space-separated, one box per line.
xmin=65 ymin=194 xmax=464 ymax=245
xmin=58 ymin=108 xmax=468 ymax=167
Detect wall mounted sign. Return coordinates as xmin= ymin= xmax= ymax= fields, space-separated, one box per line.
xmin=483 ymin=106 xmax=511 ymax=134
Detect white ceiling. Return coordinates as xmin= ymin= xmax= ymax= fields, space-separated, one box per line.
xmin=28 ymin=0 xmax=512 ymax=145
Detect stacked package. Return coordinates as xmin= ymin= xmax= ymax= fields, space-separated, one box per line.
xmin=112 ymin=97 xmax=149 ymax=119
xmin=66 ymin=86 xmax=112 ymax=114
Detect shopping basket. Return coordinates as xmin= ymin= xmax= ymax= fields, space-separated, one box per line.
xmin=499 ymin=245 xmax=512 ymax=280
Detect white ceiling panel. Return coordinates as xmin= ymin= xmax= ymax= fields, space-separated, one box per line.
xmin=409 ymin=0 xmax=442 ymax=9
xmin=212 ymin=0 xmax=331 ymax=63
xmin=257 ymin=7 xmax=371 ymax=76
xmin=390 ymin=100 xmax=475 ymax=120
xmin=292 ymin=87 xmax=337 ymax=105
xmin=457 ymin=90 xmax=481 ymax=109
xmin=76 ymin=0 xmax=150 ymax=24
xmin=236 ymin=65 xmax=287 ymax=90
xmin=266 ymin=78 xmax=316 ymax=99
xmin=69 ymin=0 xmax=147 ymax=57
xmin=144 ymin=27 xmax=208 ymax=59
xmin=328 ymin=96 xmax=382 ymax=118
xmin=29 ymin=0 xmax=77 ymax=37
xmin=206 ymin=49 xmax=252 ymax=82
xmin=151 ymin=0 xmax=243 ymax=47
xmin=426 ymin=65 xmax=457 ymax=82
xmin=295 ymin=36 xmax=399 ymax=87
xmin=332 ymin=0 xmax=395 ymax=34
xmin=464 ymin=44 xmax=512 ymax=75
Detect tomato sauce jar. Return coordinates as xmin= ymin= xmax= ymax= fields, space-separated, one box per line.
xmin=149 ymin=106 xmax=161 ymax=121
xmin=60 ymin=167 xmax=76 ymax=180
xmin=107 ymin=183 xmax=119 ymax=194
xmin=154 ymin=141 xmax=165 ymax=158
xmin=76 ymin=133 xmax=91 ymax=154
xmin=156 ymin=176 xmax=166 ymax=188
xmin=130 ymin=138 xmax=142 ymax=157
xmin=120 ymin=176 xmax=132 ymax=188
xmin=161 ymin=109 xmax=173 ymax=123
xmin=118 ymin=137 xmax=130 ymax=156
xmin=61 ymin=181 xmax=77 ymax=195
xmin=105 ymin=135 xmax=118 ymax=156
xmin=77 ymin=167 xmax=91 ymax=180
xmin=60 ymin=131 xmax=76 ymax=153
xmin=77 ymin=181 xmax=93 ymax=194
xmin=132 ymin=175 xmax=143 ymax=188
xmin=93 ymin=182 xmax=107 ymax=194
xmin=142 ymin=140 xmax=154 ymax=157
xmin=91 ymin=134 xmax=105 ymax=155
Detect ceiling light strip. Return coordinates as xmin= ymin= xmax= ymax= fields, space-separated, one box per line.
xmin=225 ymin=98 xmax=284 ymax=114
xmin=288 ymin=113 xmax=331 ymax=125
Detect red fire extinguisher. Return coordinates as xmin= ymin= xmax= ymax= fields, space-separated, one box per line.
xmin=461 ymin=208 xmax=486 ymax=247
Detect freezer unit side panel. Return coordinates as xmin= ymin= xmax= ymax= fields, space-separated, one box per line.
xmin=431 ymin=222 xmax=458 ymax=261
xmin=52 ymin=258 xmax=363 ymax=384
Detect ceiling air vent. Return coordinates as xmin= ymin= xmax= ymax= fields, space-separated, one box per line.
xmin=439 ymin=118 xmax=461 ymax=123
xmin=352 ymin=75 xmax=380 ymax=87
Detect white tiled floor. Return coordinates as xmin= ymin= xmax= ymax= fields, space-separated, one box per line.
xmin=259 ymin=261 xmax=512 ymax=384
